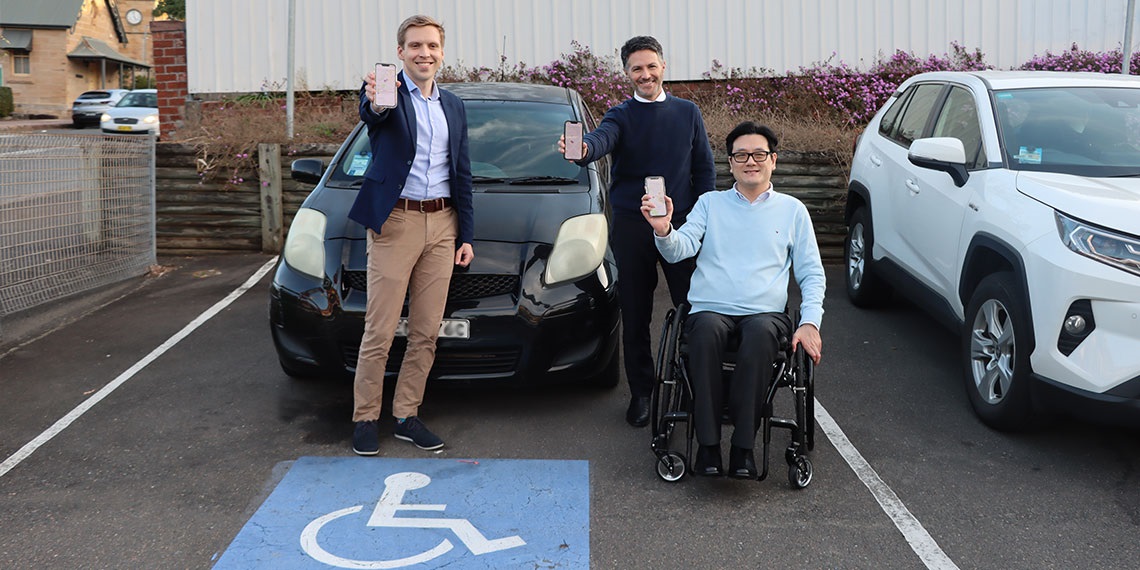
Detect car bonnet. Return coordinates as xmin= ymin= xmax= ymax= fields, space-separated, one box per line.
xmin=1017 ymin=171 xmax=1140 ymax=234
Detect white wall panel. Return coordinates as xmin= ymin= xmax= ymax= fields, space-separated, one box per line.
xmin=186 ymin=0 xmax=1140 ymax=94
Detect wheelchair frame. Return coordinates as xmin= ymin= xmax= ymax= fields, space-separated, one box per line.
xmin=650 ymin=304 xmax=816 ymax=488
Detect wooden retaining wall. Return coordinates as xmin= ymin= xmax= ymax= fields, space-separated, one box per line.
xmin=154 ymin=144 xmax=847 ymax=260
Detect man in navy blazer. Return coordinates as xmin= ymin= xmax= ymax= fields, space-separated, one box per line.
xmin=349 ymin=14 xmax=474 ymax=456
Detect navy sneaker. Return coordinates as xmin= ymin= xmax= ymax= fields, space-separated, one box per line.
xmin=393 ymin=416 xmax=444 ymax=450
xmin=352 ymin=420 xmax=379 ymax=456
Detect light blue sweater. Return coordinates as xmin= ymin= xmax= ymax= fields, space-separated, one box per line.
xmin=655 ymin=186 xmax=826 ymax=328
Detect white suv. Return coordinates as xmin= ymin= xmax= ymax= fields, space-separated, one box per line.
xmin=846 ymin=71 xmax=1140 ymax=430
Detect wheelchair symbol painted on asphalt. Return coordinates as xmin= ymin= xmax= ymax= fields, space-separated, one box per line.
xmin=300 ymin=471 xmax=526 ymax=569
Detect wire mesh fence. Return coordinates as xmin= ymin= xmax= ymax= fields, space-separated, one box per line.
xmin=0 ymin=134 xmax=155 ymax=334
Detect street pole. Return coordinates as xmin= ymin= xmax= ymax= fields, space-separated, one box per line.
xmin=1125 ymin=0 xmax=1137 ymax=75
xmin=286 ymin=0 xmax=296 ymax=139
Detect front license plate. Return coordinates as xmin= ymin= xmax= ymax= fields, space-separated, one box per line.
xmin=117 ymin=125 xmax=132 ymax=131
xmin=395 ymin=318 xmax=470 ymax=339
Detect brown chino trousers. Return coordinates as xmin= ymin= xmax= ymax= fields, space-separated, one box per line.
xmin=352 ymin=206 xmax=457 ymax=421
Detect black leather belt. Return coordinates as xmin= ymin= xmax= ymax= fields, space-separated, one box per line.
xmin=396 ymin=197 xmax=451 ymax=212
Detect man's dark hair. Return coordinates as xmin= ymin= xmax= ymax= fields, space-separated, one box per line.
xmin=726 ymin=121 xmax=779 ymax=154
xmin=620 ymin=36 xmax=664 ymax=69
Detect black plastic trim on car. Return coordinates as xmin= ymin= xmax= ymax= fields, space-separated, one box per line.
xmin=1030 ymin=373 xmax=1140 ymax=428
xmin=1057 ymin=299 xmax=1095 ymax=357
xmin=872 ymin=257 xmax=963 ymax=332
xmin=1106 ymin=374 xmax=1140 ymax=399
xmin=844 ymin=181 xmax=872 ymax=224
xmin=958 ymin=233 xmax=1037 ymax=351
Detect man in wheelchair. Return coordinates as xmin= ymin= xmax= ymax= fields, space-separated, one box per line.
xmin=641 ymin=121 xmax=825 ymax=479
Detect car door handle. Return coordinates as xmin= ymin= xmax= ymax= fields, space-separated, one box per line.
xmin=905 ymin=179 xmax=920 ymax=195
xmin=870 ymin=155 xmax=882 ymax=167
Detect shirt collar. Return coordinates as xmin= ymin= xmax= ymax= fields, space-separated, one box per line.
xmin=732 ymin=182 xmax=773 ymax=204
xmin=633 ymin=90 xmax=667 ymax=103
xmin=407 ymin=80 xmax=439 ymax=101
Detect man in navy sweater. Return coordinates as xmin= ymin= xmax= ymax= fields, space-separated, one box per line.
xmin=560 ymin=36 xmax=716 ymax=427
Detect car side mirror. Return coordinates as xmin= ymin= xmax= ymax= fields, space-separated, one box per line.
xmin=908 ymin=137 xmax=969 ymax=187
xmin=291 ymin=158 xmax=325 ymax=184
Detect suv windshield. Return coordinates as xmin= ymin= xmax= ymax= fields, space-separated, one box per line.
xmin=996 ymin=87 xmax=1140 ymax=176
xmin=117 ymin=93 xmax=157 ymax=108
xmin=327 ymin=99 xmax=583 ymax=189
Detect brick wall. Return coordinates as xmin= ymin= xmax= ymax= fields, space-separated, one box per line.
xmin=151 ymin=20 xmax=187 ymax=140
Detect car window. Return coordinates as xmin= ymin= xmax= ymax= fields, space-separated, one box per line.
xmin=893 ymin=84 xmax=944 ymax=147
xmin=998 ymin=87 xmax=1140 ymax=175
xmin=931 ymin=86 xmax=986 ymax=170
xmin=117 ymin=93 xmax=157 ymax=108
xmin=877 ymin=87 xmax=912 ymax=138
xmin=328 ymin=99 xmax=584 ymax=189
xmin=78 ymin=91 xmax=114 ymax=100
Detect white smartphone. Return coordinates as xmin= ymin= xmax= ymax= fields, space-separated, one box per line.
xmin=645 ymin=176 xmax=667 ymax=217
xmin=374 ymin=63 xmax=398 ymax=108
xmin=563 ymin=121 xmax=584 ymax=160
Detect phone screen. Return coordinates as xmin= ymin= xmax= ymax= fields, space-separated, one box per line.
xmin=374 ymin=63 xmax=397 ymax=108
xmin=564 ymin=121 xmax=584 ymax=160
xmin=645 ymin=176 xmax=666 ymax=217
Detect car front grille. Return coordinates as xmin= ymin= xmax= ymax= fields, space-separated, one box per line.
xmin=343 ymin=343 xmax=521 ymax=376
xmin=113 ymin=117 xmax=138 ymax=125
xmin=342 ymin=270 xmax=519 ymax=302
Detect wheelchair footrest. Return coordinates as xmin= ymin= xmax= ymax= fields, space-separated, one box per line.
xmin=663 ymin=411 xmax=690 ymax=422
xmin=769 ymin=417 xmax=798 ymax=431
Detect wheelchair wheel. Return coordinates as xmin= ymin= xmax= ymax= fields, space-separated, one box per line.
xmin=796 ymin=347 xmax=817 ymax=452
xmin=788 ymin=454 xmax=813 ymax=489
xmin=651 ymin=306 xmax=687 ymax=440
xmin=656 ymin=452 xmax=686 ymax=482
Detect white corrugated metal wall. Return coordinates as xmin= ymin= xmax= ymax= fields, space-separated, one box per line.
xmin=186 ymin=0 xmax=1140 ymax=94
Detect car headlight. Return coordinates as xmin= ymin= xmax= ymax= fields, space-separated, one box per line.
xmin=143 ymin=115 xmax=159 ymax=124
xmin=1055 ymin=211 xmax=1140 ymax=277
xmin=544 ymin=213 xmax=608 ymax=286
xmin=100 ymin=113 xmax=111 ymax=122
xmin=283 ymin=207 xmax=327 ymax=279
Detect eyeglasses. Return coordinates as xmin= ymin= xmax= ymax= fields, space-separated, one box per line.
xmin=730 ymin=150 xmax=773 ymax=163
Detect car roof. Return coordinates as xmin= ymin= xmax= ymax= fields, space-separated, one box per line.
xmin=905 ymin=70 xmax=1140 ymax=91
xmin=442 ymin=82 xmax=574 ymax=104
xmin=128 ymin=89 xmax=158 ymax=93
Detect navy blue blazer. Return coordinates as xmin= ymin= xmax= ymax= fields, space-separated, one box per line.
xmin=347 ymin=71 xmax=474 ymax=246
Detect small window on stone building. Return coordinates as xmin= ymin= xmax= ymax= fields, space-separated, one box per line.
xmin=13 ymin=52 xmax=29 ymax=74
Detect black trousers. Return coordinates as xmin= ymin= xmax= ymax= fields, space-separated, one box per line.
xmin=612 ymin=215 xmax=695 ymax=398
xmin=684 ymin=311 xmax=792 ymax=449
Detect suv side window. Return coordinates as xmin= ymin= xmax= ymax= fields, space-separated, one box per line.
xmin=931 ymin=86 xmax=986 ymax=170
xmin=893 ymin=84 xmax=944 ymax=147
xmin=878 ymin=87 xmax=913 ymax=138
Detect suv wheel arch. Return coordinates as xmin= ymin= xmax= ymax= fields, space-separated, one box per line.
xmin=959 ymin=233 xmax=1036 ymax=352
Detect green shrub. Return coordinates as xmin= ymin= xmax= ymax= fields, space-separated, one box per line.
xmin=0 ymin=86 xmax=13 ymax=118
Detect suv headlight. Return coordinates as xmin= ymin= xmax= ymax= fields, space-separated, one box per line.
xmin=544 ymin=213 xmax=608 ymax=285
xmin=1055 ymin=211 xmax=1140 ymax=277
xmin=283 ymin=207 xmax=327 ymax=279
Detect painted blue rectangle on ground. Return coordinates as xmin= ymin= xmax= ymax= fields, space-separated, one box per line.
xmin=213 ymin=456 xmax=588 ymax=569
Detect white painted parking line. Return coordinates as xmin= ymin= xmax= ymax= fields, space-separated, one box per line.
xmin=0 ymin=257 xmax=278 ymax=480
xmin=815 ymin=400 xmax=960 ymax=570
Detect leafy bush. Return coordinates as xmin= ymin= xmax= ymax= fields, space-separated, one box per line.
xmin=0 ymin=86 xmax=13 ymax=118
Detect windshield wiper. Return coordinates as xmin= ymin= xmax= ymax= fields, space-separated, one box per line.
xmin=473 ymin=175 xmax=508 ymax=183
xmin=1108 ymin=171 xmax=1140 ymax=178
xmin=505 ymin=176 xmax=579 ymax=185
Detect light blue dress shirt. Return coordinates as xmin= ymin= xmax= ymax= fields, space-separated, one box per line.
xmin=402 ymin=81 xmax=451 ymax=201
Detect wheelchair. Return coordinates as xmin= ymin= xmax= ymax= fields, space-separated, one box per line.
xmin=650 ymin=304 xmax=816 ymax=488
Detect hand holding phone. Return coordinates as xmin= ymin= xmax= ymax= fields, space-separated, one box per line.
xmin=645 ymin=176 xmax=667 ymax=217
xmin=374 ymin=63 xmax=398 ymax=109
xmin=563 ymin=121 xmax=584 ymax=160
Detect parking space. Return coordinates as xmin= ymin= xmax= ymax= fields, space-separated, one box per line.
xmin=1 ymin=255 xmax=1138 ymax=569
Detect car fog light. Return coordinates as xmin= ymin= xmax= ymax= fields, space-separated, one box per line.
xmin=1063 ymin=315 xmax=1086 ymax=335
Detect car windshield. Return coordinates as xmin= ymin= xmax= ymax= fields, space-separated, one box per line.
xmin=116 ymin=93 xmax=157 ymax=108
xmin=996 ymin=87 xmax=1140 ymax=176
xmin=326 ymin=99 xmax=584 ymax=189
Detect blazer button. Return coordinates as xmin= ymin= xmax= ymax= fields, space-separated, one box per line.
xmin=397 ymin=184 xmax=402 ymax=189
xmin=406 ymin=160 xmax=412 ymax=165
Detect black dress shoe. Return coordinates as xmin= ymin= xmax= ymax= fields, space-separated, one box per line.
xmin=694 ymin=445 xmax=723 ymax=476
xmin=625 ymin=396 xmax=650 ymax=427
xmin=728 ymin=446 xmax=758 ymax=479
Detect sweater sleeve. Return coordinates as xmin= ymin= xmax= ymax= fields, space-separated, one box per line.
xmin=791 ymin=203 xmax=827 ymax=328
xmin=655 ymin=194 xmax=709 ymax=263
xmin=580 ymin=106 xmax=622 ymax=165
xmin=689 ymin=106 xmax=717 ymax=193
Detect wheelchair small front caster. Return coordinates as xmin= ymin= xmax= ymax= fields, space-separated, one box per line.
xmin=788 ymin=455 xmax=813 ymax=489
xmin=656 ymin=452 xmax=686 ymax=482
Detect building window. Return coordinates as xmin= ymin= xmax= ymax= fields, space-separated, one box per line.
xmin=13 ymin=52 xmax=29 ymax=74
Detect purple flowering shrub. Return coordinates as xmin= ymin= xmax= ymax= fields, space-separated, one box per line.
xmin=1018 ymin=43 xmax=1140 ymax=74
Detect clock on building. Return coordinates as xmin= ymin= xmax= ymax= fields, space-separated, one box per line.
xmin=126 ymin=9 xmax=143 ymax=25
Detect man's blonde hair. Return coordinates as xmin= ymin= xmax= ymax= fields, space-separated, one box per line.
xmin=397 ymin=15 xmax=445 ymax=47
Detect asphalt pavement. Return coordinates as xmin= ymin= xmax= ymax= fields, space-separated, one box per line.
xmin=1 ymin=254 xmax=1138 ymax=569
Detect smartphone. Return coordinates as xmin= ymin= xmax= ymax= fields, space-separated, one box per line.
xmin=645 ymin=176 xmax=667 ymax=217
xmin=374 ymin=63 xmax=398 ymax=108
xmin=563 ymin=121 xmax=584 ymax=160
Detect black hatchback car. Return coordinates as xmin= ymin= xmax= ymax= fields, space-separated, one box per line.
xmin=270 ymin=83 xmax=620 ymax=387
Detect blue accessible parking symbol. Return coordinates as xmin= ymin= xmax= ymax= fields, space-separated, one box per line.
xmin=213 ymin=457 xmax=589 ymax=569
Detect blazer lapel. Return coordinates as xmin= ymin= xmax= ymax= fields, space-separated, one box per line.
xmin=398 ymin=71 xmax=416 ymax=149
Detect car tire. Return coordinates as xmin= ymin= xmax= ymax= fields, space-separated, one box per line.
xmin=844 ymin=206 xmax=888 ymax=307
xmin=962 ymin=272 xmax=1036 ymax=431
xmin=589 ymin=347 xmax=620 ymax=389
